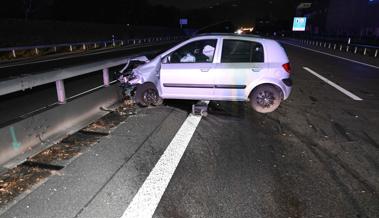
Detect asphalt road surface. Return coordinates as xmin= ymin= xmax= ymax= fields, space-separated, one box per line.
xmin=1 ymin=41 xmax=379 ymax=218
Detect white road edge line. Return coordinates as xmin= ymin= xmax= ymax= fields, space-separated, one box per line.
xmin=281 ymin=41 xmax=379 ymax=70
xmin=121 ymin=101 xmax=209 ymax=218
xmin=303 ymin=67 xmax=363 ymax=101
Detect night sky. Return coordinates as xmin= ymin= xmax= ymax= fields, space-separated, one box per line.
xmin=150 ymin=0 xmax=230 ymax=9
xmin=0 ymin=0 xmax=300 ymax=28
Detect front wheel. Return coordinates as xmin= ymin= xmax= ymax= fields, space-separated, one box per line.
xmin=135 ymin=83 xmax=163 ymax=107
xmin=250 ymin=85 xmax=282 ymax=113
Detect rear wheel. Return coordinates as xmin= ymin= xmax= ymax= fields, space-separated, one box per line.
xmin=135 ymin=83 xmax=163 ymax=107
xmin=250 ymin=84 xmax=282 ymax=113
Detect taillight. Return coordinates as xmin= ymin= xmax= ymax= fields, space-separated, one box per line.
xmin=282 ymin=63 xmax=291 ymax=74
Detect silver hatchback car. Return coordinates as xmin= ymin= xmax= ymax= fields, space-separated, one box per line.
xmin=119 ymin=33 xmax=292 ymax=113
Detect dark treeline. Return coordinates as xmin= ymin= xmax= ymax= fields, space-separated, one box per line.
xmin=0 ymin=0 xmax=183 ymax=27
xmin=0 ymin=0 xmax=300 ymax=30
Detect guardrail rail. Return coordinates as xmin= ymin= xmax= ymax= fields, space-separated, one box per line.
xmin=289 ymin=38 xmax=379 ymax=58
xmin=0 ymin=36 xmax=183 ymax=168
xmin=0 ymin=36 xmax=185 ymax=60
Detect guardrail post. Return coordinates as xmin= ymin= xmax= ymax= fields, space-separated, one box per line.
xmin=333 ymin=44 xmax=336 ymax=50
xmin=328 ymin=43 xmax=331 ymax=49
xmin=354 ymin=47 xmax=358 ymax=54
xmin=375 ymin=49 xmax=378 ymax=58
xmin=103 ymin=68 xmax=110 ymax=87
xmin=363 ymin=48 xmax=367 ymax=55
xmin=70 ymin=45 xmax=73 ymax=52
xmin=54 ymin=46 xmax=57 ymax=52
xmin=324 ymin=42 xmax=326 ymax=48
xmin=94 ymin=43 xmax=97 ymax=48
xmin=121 ymin=40 xmax=124 ymax=46
xmin=55 ymin=80 xmax=66 ymax=104
xmin=12 ymin=50 xmax=16 ymax=58
xmin=35 ymin=48 xmax=39 ymax=55
xmin=346 ymin=46 xmax=349 ymax=52
xmin=82 ymin=44 xmax=86 ymax=50
xmin=339 ymin=45 xmax=342 ymax=51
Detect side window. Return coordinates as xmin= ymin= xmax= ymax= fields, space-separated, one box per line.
xmin=221 ymin=40 xmax=264 ymax=63
xmin=167 ymin=39 xmax=217 ymax=64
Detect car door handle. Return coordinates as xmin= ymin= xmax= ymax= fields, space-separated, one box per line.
xmin=251 ymin=68 xmax=262 ymax=72
xmin=200 ymin=68 xmax=210 ymax=72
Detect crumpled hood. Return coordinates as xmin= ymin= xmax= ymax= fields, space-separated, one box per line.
xmin=132 ymin=56 xmax=161 ymax=84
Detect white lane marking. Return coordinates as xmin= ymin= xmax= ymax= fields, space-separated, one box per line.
xmin=281 ymin=41 xmax=379 ymax=70
xmin=303 ymin=67 xmax=363 ymax=101
xmin=121 ymin=103 xmax=208 ymax=218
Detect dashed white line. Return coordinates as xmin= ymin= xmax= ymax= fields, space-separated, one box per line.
xmin=303 ymin=67 xmax=363 ymax=101
xmin=121 ymin=102 xmax=208 ymax=218
xmin=281 ymin=41 xmax=379 ymax=70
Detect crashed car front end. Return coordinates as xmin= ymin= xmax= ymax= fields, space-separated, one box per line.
xmin=117 ymin=55 xmax=161 ymax=97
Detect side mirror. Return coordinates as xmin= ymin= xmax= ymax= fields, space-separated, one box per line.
xmin=162 ymin=56 xmax=170 ymax=64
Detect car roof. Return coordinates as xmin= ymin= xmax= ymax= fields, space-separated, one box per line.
xmin=192 ymin=33 xmax=271 ymax=44
xmin=195 ymin=33 xmax=262 ymax=38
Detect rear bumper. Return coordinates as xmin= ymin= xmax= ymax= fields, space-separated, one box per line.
xmin=281 ymin=78 xmax=292 ymax=100
xmin=282 ymin=78 xmax=293 ymax=87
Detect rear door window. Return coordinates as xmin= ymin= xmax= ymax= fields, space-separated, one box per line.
xmin=221 ymin=40 xmax=264 ymax=63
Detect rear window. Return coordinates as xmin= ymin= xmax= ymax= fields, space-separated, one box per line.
xmin=221 ymin=40 xmax=264 ymax=63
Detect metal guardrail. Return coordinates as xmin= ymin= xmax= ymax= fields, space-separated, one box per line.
xmin=0 ymin=36 xmax=185 ymax=59
xmin=292 ymin=38 xmax=379 ymax=58
xmin=0 ymin=38 xmax=183 ymax=167
xmin=0 ymin=35 xmax=189 ymax=167
xmin=0 ymin=37 xmax=184 ymax=104
xmin=0 ymin=84 xmax=122 ymax=168
xmin=0 ymin=56 xmax=129 ymax=100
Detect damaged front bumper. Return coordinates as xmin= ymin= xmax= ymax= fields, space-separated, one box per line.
xmin=116 ymin=56 xmax=150 ymax=97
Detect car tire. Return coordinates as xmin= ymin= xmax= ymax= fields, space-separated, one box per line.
xmin=135 ymin=83 xmax=163 ymax=107
xmin=250 ymin=84 xmax=282 ymax=113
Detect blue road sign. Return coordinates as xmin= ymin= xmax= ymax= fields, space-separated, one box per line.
xmin=292 ymin=17 xmax=307 ymax=31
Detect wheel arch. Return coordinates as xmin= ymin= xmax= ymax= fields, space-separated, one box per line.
xmin=247 ymin=80 xmax=285 ymax=100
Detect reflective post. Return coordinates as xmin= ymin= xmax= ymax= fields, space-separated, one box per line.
xmin=56 ymin=80 xmax=66 ymax=104
xmin=12 ymin=50 xmax=16 ymax=58
xmin=103 ymin=68 xmax=110 ymax=87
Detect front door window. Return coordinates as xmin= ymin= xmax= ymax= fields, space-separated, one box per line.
xmin=167 ymin=40 xmax=217 ymax=64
